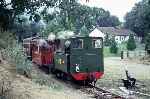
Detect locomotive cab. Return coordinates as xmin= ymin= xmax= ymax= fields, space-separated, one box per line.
xmin=54 ymin=36 xmax=104 ymax=82
xmin=70 ymin=37 xmax=104 ymax=81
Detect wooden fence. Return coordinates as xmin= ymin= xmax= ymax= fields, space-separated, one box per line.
xmin=121 ymin=50 xmax=147 ymax=59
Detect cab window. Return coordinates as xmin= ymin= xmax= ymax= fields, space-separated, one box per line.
xmin=93 ymin=39 xmax=102 ymax=48
xmin=72 ymin=39 xmax=83 ymax=49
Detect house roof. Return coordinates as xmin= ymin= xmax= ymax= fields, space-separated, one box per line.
xmin=89 ymin=28 xmax=104 ymax=38
xmin=97 ymin=27 xmax=135 ymax=36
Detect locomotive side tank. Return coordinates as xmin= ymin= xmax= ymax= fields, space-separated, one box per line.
xmin=54 ymin=36 xmax=104 ymax=82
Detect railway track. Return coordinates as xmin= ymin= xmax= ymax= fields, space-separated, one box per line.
xmin=33 ymin=65 xmax=126 ymax=99
xmin=80 ymin=84 xmax=126 ymax=99
xmin=32 ymin=65 xmax=148 ymax=99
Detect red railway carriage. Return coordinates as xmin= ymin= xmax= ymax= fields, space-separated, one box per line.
xmin=23 ymin=37 xmax=56 ymax=66
xmin=23 ymin=37 xmax=37 ymax=58
xmin=31 ymin=39 xmax=54 ymax=66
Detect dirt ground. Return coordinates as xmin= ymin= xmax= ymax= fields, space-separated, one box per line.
xmin=0 ymin=53 xmax=89 ymax=99
xmin=97 ymin=57 xmax=150 ymax=99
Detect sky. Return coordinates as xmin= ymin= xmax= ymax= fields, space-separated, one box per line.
xmin=79 ymin=0 xmax=141 ymax=22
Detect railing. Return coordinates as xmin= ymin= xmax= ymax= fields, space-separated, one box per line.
xmin=121 ymin=50 xmax=147 ymax=59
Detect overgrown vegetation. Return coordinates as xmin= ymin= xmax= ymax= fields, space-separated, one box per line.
xmin=2 ymin=45 xmax=32 ymax=77
xmin=145 ymin=33 xmax=150 ymax=54
xmin=104 ymin=47 xmax=120 ymax=57
xmin=0 ymin=31 xmax=15 ymax=49
xmin=109 ymin=37 xmax=118 ymax=54
xmin=127 ymin=34 xmax=136 ymax=51
xmin=124 ymin=0 xmax=150 ymax=38
xmin=0 ymin=31 xmax=32 ymax=77
xmin=31 ymin=72 xmax=63 ymax=91
xmin=104 ymin=34 xmax=111 ymax=46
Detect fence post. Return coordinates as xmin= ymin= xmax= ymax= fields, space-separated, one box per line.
xmin=121 ymin=51 xmax=123 ymax=59
xmin=145 ymin=51 xmax=147 ymax=56
xmin=134 ymin=51 xmax=136 ymax=57
xmin=127 ymin=51 xmax=129 ymax=58
xmin=139 ymin=51 xmax=141 ymax=56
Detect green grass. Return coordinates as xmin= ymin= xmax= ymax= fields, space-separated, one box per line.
xmin=103 ymin=42 xmax=131 ymax=57
xmin=118 ymin=42 xmax=127 ymax=51
xmin=103 ymin=47 xmax=121 ymax=57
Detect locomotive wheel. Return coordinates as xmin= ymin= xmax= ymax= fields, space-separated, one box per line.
xmin=55 ymin=72 xmax=63 ymax=79
xmin=56 ymin=73 xmax=60 ymax=78
xmin=50 ymin=59 xmax=55 ymax=74
xmin=50 ymin=68 xmax=55 ymax=74
xmin=65 ymin=74 xmax=73 ymax=81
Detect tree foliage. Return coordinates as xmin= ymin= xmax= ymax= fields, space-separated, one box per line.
xmin=0 ymin=30 xmax=32 ymax=76
xmin=145 ymin=33 xmax=150 ymax=54
xmin=0 ymin=0 xmax=61 ymax=30
xmin=43 ymin=19 xmax=65 ymax=37
xmin=79 ymin=25 xmax=89 ymax=36
xmin=0 ymin=0 xmax=120 ymax=37
xmin=124 ymin=0 xmax=150 ymax=37
xmin=109 ymin=37 xmax=118 ymax=54
xmin=127 ymin=34 xmax=136 ymax=51
xmin=104 ymin=34 xmax=111 ymax=46
xmin=41 ymin=0 xmax=120 ymax=36
xmin=0 ymin=31 xmax=15 ymax=49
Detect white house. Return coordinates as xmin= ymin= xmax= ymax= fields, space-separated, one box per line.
xmin=89 ymin=28 xmax=105 ymax=38
xmin=90 ymin=27 xmax=141 ymax=44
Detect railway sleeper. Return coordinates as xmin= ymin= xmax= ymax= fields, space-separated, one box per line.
xmin=94 ymin=88 xmax=124 ymax=99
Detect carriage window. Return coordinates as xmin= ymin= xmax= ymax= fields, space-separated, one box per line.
xmin=93 ymin=39 xmax=102 ymax=48
xmin=72 ymin=39 xmax=83 ymax=49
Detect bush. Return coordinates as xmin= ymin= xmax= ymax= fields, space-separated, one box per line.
xmin=0 ymin=31 xmax=32 ymax=77
xmin=104 ymin=34 xmax=111 ymax=46
xmin=127 ymin=34 xmax=136 ymax=51
xmin=79 ymin=25 xmax=89 ymax=36
xmin=110 ymin=37 xmax=118 ymax=54
xmin=0 ymin=31 xmax=15 ymax=49
xmin=1 ymin=44 xmax=32 ymax=77
xmin=145 ymin=33 xmax=150 ymax=54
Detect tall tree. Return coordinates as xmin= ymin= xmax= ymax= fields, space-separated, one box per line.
xmin=0 ymin=0 xmax=60 ymax=30
xmin=124 ymin=0 xmax=150 ymax=38
xmin=42 ymin=1 xmax=120 ymax=35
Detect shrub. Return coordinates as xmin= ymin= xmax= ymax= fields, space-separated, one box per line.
xmin=79 ymin=25 xmax=89 ymax=36
xmin=1 ymin=44 xmax=32 ymax=77
xmin=0 ymin=31 xmax=32 ymax=77
xmin=104 ymin=34 xmax=111 ymax=46
xmin=0 ymin=31 xmax=15 ymax=49
xmin=145 ymin=33 xmax=150 ymax=54
xmin=127 ymin=34 xmax=136 ymax=51
xmin=110 ymin=37 xmax=118 ymax=54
